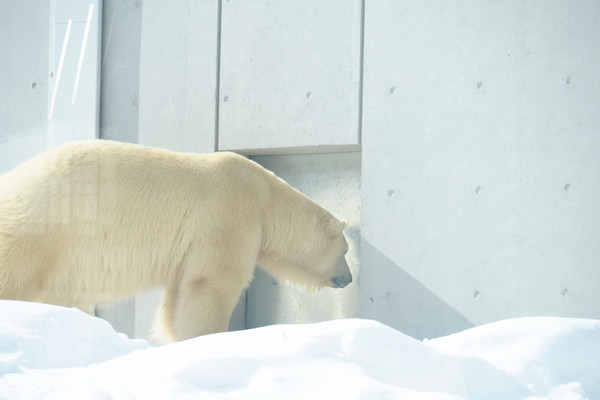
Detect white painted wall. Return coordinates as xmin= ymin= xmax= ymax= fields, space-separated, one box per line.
xmin=361 ymin=1 xmax=600 ymax=339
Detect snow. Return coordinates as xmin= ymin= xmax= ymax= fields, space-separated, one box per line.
xmin=0 ymin=301 xmax=598 ymax=400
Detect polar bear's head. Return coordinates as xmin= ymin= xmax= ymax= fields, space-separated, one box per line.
xmin=252 ymin=166 xmax=353 ymax=290
xmin=313 ymin=217 xmax=353 ymax=289
xmin=258 ymin=213 xmax=353 ymax=290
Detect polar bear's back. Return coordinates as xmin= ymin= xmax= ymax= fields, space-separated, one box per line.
xmin=1 ymin=140 xmax=230 ymax=236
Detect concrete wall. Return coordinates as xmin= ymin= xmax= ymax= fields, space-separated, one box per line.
xmin=137 ymin=0 xmax=218 ymax=153
xmin=0 ymin=1 xmax=48 ymax=172
xmin=218 ymin=0 xmax=362 ymax=153
xmin=360 ymin=1 xmax=600 ymax=339
xmin=99 ymin=0 xmax=142 ymax=144
xmin=3 ymin=1 xmax=600 ymax=342
xmin=47 ymin=0 xmax=102 ymax=146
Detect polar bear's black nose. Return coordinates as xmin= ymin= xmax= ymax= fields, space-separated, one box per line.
xmin=331 ymin=274 xmax=352 ymax=288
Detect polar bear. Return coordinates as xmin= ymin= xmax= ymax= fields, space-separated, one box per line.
xmin=0 ymin=140 xmax=352 ymax=342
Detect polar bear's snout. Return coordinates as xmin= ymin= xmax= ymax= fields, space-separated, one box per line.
xmin=331 ymin=256 xmax=352 ymax=288
xmin=332 ymin=274 xmax=352 ymax=288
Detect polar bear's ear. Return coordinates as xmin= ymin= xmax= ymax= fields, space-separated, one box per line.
xmin=325 ymin=218 xmax=347 ymax=237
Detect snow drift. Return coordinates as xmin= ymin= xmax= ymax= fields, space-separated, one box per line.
xmin=0 ymin=300 xmax=598 ymax=399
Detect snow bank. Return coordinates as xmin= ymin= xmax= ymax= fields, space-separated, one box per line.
xmin=0 ymin=301 xmax=149 ymax=374
xmin=0 ymin=300 xmax=598 ymax=399
xmin=428 ymin=317 xmax=600 ymax=400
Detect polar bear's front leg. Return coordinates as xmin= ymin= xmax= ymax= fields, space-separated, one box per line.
xmin=157 ymin=275 xmax=247 ymax=342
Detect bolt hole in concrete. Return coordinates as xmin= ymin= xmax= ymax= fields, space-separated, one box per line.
xmin=31 ymin=82 xmax=37 ymax=89
xmin=473 ymin=290 xmax=480 ymax=299
xmin=475 ymin=186 xmax=483 ymax=194
xmin=477 ymin=81 xmax=483 ymax=89
xmin=306 ymin=91 xmax=312 ymax=99
xmin=564 ymin=183 xmax=571 ymax=191
xmin=389 ymin=86 xmax=396 ymax=94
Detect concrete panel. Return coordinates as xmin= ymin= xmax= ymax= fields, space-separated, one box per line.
xmin=138 ymin=0 xmax=218 ymax=153
xmin=218 ymin=0 xmax=362 ymax=153
xmin=99 ymin=0 xmax=142 ymax=143
xmin=361 ymin=1 xmax=600 ymax=339
xmin=246 ymin=152 xmax=361 ymax=328
xmin=0 ymin=1 xmax=49 ymax=173
xmin=47 ymin=0 xmax=101 ymax=146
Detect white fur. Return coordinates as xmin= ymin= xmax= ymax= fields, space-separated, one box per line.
xmin=0 ymin=140 xmax=351 ymax=342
